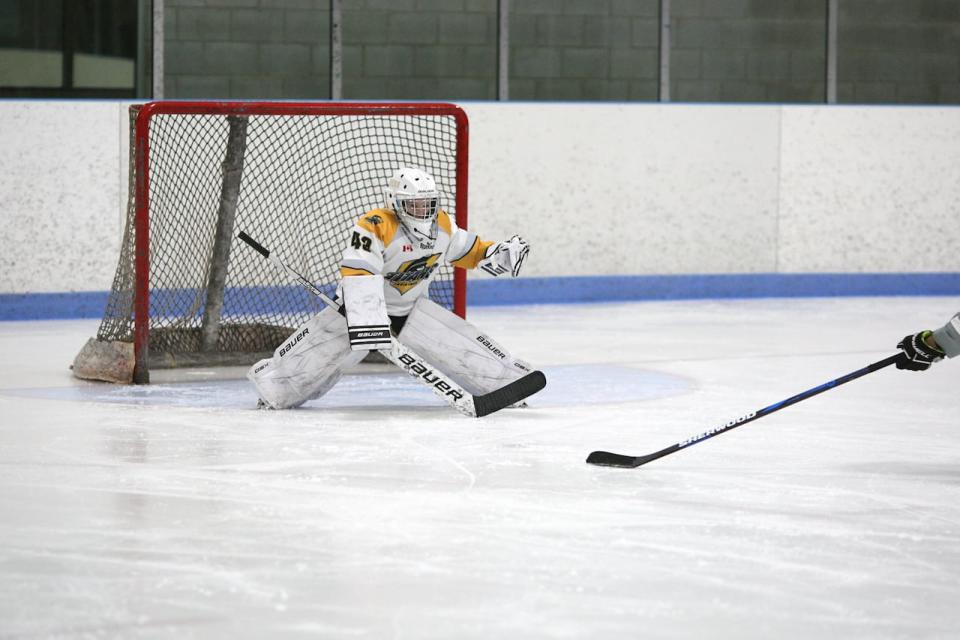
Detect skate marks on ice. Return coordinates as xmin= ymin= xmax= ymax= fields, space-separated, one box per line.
xmin=0 ymin=364 xmax=692 ymax=411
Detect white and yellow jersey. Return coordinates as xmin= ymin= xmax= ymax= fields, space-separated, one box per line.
xmin=340 ymin=208 xmax=492 ymax=316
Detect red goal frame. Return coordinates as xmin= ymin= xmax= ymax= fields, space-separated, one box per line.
xmin=131 ymin=101 xmax=469 ymax=382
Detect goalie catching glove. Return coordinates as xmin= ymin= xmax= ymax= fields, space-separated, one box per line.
xmin=478 ymin=235 xmax=529 ymax=278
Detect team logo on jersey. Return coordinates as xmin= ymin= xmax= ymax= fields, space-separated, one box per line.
xmin=385 ymin=253 xmax=441 ymax=294
xmin=365 ymin=214 xmax=383 ymax=225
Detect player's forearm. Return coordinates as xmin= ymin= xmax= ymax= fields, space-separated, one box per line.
xmin=449 ymin=237 xmax=494 ymax=269
xmin=930 ymin=313 xmax=960 ymax=358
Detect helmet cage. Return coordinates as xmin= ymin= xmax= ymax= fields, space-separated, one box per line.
xmin=396 ymin=196 xmax=439 ymax=221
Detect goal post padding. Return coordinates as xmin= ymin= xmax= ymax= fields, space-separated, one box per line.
xmin=72 ymin=101 xmax=469 ymax=384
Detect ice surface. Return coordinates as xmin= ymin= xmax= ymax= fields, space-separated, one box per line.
xmin=1 ymin=297 xmax=959 ymax=639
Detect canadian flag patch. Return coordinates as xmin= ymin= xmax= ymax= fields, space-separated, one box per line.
xmin=403 ymin=244 xmax=413 ymax=252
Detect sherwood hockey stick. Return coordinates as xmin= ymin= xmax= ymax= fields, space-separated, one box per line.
xmin=237 ymin=231 xmax=545 ymax=418
xmin=586 ymin=354 xmax=900 ymax=468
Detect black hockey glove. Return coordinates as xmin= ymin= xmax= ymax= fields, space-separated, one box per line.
xmin=895 ymin=330 xmax=944 ymax=371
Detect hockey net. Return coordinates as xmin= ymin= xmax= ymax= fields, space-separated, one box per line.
xmin=73 ymin=101 xmax=469 ymax=383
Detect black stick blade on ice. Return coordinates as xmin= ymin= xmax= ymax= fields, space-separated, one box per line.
xmin=474 ymin=370 xmax=547 ymax=418
xmin=586 ymin=446 xmax=679 ymax=469
xmin=586 ymin=354 xmax=899 ymax=469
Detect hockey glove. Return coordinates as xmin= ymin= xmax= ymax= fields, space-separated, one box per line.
xmin=895 ymin=330 xmax=944 ymax=371
xmin=479 ymin=235 xmax=529 ymax=278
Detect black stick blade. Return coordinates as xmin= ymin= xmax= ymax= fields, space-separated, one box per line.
xmin=586 ymin=445 xmax=677 ymax=468
xmin=586 ymin=451 xmax=643 ymax=468
xmin=473 ymin=370 xmax=546 ymax=418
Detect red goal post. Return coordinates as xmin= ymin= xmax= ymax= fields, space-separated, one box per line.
xmin=73 ymin=101 xmax=469 ymax=384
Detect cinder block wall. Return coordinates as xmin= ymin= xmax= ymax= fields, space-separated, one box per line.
xmin=165 ymin=0 xmax=332 ymax=99
xmin=507 ymin=0 xmax=660 ymax=101
xmin=837 ymin=1 xmax=960 ymax=103
xmin=162 ymin=0 xmax=960 ymax=104
xmin=341 ymin=0 xmax=497 ymax=99
xmin=670 ymin=1 xmax=827 ymax=102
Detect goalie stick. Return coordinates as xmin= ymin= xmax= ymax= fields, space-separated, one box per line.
xmin=586 ymin=354 xmax=899 ymax=469
xmin=237 ymin=231 xmax=545 ymax=418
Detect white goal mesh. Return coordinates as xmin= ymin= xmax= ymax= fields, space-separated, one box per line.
xmin=73 ymin=102 xmax=468 ymax=383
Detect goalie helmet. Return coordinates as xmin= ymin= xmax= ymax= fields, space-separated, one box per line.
xmin=386 ymin=167 xmax=440 ymax=244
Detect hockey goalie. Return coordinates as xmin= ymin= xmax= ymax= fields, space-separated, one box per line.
xmin=248 ymin=166 xmax=540 ymax=412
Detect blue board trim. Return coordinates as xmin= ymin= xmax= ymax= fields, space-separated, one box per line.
xmin=2 ymin=273 xmax=959 ymax=321
xmin=466 ymin=273 xmax=960 ymax=306
xmin=0 ymin=291 xmax=111 ymax=321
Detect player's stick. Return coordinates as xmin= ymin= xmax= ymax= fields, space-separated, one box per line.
xmin=586 ymin=354 xmax=900 ymax=468
xmin=237 ymin=231 xmax=545 ymax=418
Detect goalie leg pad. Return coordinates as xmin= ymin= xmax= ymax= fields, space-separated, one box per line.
xmin=397 ymin=297 xmax=534 ymax=396
xmin=248 ymin=306 xmax=365 ymax=409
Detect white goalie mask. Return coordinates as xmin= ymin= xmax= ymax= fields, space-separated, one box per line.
xmin=386 ymin=167 xmax=440 ymax=244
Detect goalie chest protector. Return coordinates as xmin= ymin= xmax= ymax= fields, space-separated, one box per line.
xmin=340 ymin=208 xmax=491 ymax=316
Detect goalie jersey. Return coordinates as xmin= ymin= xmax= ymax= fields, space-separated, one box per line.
xmin=340 ymin=208 xmax=492 ymax=316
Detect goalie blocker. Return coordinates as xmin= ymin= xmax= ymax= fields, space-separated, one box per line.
xmin=342 ymin=274 xmax=391 ymax=351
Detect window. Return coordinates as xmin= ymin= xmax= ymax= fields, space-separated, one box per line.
xmin=0 ymin=0 xmax=143 ymax=98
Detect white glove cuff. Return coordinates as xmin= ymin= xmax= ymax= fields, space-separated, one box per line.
xmin=932 ymin=313 xmax=960 ymax=358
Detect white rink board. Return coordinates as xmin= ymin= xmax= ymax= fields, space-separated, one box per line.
xmin=467 ymin=103 xmax=781 ymax=277
xmin=1 ymin=296 xmax=959 ymax=638
xmin=2 ymin=102 xmax=960 ymax=295
xmin=778 ymin=106 xmax=960 ymax=272
xmin=0 ymin=101 xmax=127 ymax=293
